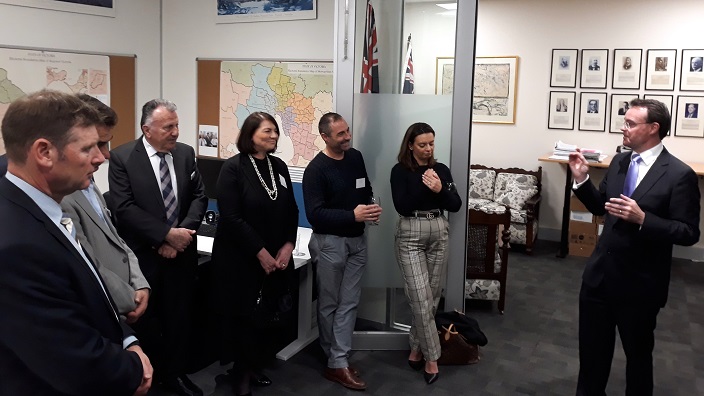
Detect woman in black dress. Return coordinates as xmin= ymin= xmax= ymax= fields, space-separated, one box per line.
xmin=212 ymin=112 xmax=298 ymax=396
xmin=390 ymin=122 xmax=462 ymax=384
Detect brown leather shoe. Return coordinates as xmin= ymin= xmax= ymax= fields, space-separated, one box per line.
xmin=324 ymin=367 xmax=367 ymax=390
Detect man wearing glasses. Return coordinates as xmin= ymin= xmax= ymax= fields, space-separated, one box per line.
xmin=568 ymin=99 xmax=700 ymax=395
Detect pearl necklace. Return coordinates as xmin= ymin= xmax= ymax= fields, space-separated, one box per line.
xmin=248 ymin=154 xmax=278 ymax=201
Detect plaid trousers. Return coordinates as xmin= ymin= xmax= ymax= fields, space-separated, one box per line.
xmin=394 ymin=215 xmax=449 ymax=361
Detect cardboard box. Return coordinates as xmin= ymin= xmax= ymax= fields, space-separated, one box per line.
xmin=570 ymin=211 xmax=594 ymax=223
xmin=569 ymin=242 xmax=595 ymax=257
xmin=569 ymin=220 xmax=598 ymax=246
xmin=570 ymin=195 xmax=588 ymax=212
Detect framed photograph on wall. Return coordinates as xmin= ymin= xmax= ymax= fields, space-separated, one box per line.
xmin=580 ymin=49 xmax=608 ymax=89
xmin=550 ymin=49 xmax=578 ymax=88
xmin=217 ymin=0 xmax=317 ymax=23
xmin=645 ymin=49 xmax=677 ymax=90
xmin=679 ymin=49 xmax=704 ymax=91
xmin=435 ymin=57 xmax=455 ymax=95
xmin=644 ymin=94 xmax=673 ymax=135
xmin=608 ymin=94 xmax=639 ymax=133
xmin=612 ymin=49 xmax=642 ymax=89
xmin=548 ymin=91 xmax=576 ymax=130
xmin=674 ymin=95 xmax=704 ymax=138
xmin=472 ymin=56 xmax=519 ymax=124
xmin=0 ymin=0 xmax=115 ymax=17
xmin=579 ymin=92 xmax=607 ymax=132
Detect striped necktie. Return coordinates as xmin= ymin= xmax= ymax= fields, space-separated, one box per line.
xmin=623 ymin=154 xmax=641 ymax=197
xmin=157 ymin=152 xmax=178 ymax=227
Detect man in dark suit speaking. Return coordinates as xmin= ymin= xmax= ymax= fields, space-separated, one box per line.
xmin=0 ymin=90 xmax=152 ymax=395
xmin=569 ymin=99 xmax=700 ymax=395
xmin=109 ymin=99 xmax=207 ymax=396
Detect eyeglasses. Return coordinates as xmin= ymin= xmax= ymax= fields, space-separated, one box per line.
xmin=622 ymin=121 xmax=652 ymax=130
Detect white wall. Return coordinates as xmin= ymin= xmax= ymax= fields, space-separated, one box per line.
xmin=0 ymin=1 xmax=162 ymax=191
xmin=160 ymin=0 xmax=335 ymax=149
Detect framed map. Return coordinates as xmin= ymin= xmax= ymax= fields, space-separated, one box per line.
xmin=0 ymin=47 xmax=110 ymax=155
xmin=435 ymin=57 xmax=454 ymax=95
xmin=219 ymin=60 xmax=333 ymax=168
xmin=217 ymin=0 xmax=316 ymax=23
xmin=473 ymin=56 xmax=519 ymax=124
xmin=0 ymin=0 xmax=115 ymax=17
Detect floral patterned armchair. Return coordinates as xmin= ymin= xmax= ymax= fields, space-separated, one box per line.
xmin=465 ymin=207 xmax=511 ymax=313
xmin=466 ymin=165 xmax=542 ymax=254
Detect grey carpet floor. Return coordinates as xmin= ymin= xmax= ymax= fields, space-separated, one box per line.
xmin=154 ymin=241 xmax=704 ymax=395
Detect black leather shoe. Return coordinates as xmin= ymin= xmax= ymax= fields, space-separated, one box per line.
xmin=161 ymin=377 xmax=199 ymax=396
xmin=408 ymin=359 xmax=424 ymax=371
xmin=250 ymin=374 xmax=272 ymax=387
xmin=179 ymin=375 xmax=204 ymax=396
xmin=424 ymin=371 xmax=439 ymax=385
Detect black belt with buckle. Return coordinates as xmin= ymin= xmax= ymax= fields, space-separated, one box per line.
xmin=409 ymin=210 xmax=442 ymax=219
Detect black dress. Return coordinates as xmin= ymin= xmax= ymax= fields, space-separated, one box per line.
xmin=211 ymin=153 xmax=298 ymax=369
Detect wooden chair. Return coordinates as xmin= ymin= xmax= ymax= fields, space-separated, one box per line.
xmin=465 ymin=208 xmax=511 ymax=313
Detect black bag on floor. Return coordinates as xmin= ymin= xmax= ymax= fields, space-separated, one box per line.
xmin=435 ymin=310 xmax=488 ymax=346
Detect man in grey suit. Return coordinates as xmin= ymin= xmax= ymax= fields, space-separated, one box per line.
xmin=61 ymin=94 xmax=150 ymax=322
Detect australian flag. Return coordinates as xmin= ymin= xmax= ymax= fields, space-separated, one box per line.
xmin=402 ymin=35 xmax=414 ymax=94
xmin=360 ymin=0 xmax=379 ymax=93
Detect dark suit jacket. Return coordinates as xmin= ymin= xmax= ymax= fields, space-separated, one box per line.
xmin=0 ymin=154 xmax=7 ymax=176
xmin=0 ymin=177 xmax=142 ymax=395
xmin=574 ymin=148 xmax=700 ymax=307
xmin=108 ymin=137 xmax=207 ymax=277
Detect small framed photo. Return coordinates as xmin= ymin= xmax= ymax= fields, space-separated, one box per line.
xmin=608 ymin=94 xmax=639 ymax=133
xmin=645 ymin=49 xmax=677 ymax=90
xmin=550 ymin=49 xmax=578 ymax=88
xmin=674 ymin=95 xmax=704 ymax=138
xmin=548 ymin=91 xmax=576 ymax=130
xmin=679 ymin=50 xmax=704 ymax=91
xmin=579 ymin=92 xmax=607 ymax=132
xmin=580 ymin=49 xmax=608 ymax=89
xmin=644 ymin=94 xmax=674 ymax=135
xmin=612 ymin=49 xmax=642 ymax=89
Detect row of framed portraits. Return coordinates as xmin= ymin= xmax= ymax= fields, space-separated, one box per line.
xmin=548 ymin=92 xmax=704 ymax=138
xmin=550 ymin=49 xmax=704 ymax=91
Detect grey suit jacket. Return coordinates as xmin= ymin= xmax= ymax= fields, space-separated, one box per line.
xmin=61 ymin=183 xmax=149 ymax=316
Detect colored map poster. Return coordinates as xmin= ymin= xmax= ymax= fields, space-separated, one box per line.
xmin=219 ymin=61 xmax=333 ymax=168
xmin=0 ymin=47 xmax=110 ymax=154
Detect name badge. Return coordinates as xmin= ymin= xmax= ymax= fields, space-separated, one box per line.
xmin=356 ymin=178 xmax=365 ymax=189
xmin=279 ymin=174 xmax=287 ymax=189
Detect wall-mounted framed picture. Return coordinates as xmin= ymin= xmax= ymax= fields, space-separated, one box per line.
xmin=580 ymin=49 xmax=608 ymax=89
xmin=612 ymin=49 xmax=642 ymax=90
xmin=608 ymin=94 xmax=639 ymax=133
xmin=550 ymin=49 xmax=578 ymax=88
xmin=643 ymin=94 xmax=674 ymax=136
xmin=217 ymin=0 xmax=317 ymax=23
xmin=548 ymin=91 xmax=576 ymax=130
xmin=435 ymin=57 xmax=454 ymax=95
xmin=679 ymin=49 xmax=704 ymax=91
xmin=579 ymin=92 xmax=607 ymax=132
xmin=472 ymin=56 xmax=519 ymax=124
xmin=645 ymin=49 xmax=677 ymax=90
xmin=0 ymin=0 xmax=115 ymax=17
xmin=674 ymin=95 xmax=704 ymax=138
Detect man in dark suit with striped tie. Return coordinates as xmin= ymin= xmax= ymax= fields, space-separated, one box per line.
xmin=569 ymin=99 xmax=700 ymax=395
xmin=109 ymin=99 xmax=207 ymax=396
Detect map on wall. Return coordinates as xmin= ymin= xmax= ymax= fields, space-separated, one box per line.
xmin=0 ymin=47 xmax=110 ymax=154
xmin=473 ymin=63 xmax=511 ymax=117
xmin=219 ymin=61 xmax=333 ymax=168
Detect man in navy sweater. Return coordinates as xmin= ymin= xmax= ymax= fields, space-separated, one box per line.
xmin=302 ymin=113 xmax=381 ymax=390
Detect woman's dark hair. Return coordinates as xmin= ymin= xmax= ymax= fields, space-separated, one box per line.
xmin=397 ymin=122 xmax=436 ymax=170
xmin=236 ymin=112 xmax=280 ymax=154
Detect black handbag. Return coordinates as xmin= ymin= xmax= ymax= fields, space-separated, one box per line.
xmin=252 ymin=280 xmax=294 ymax=329
xmin=435 ymin=310 xmax=488 ymax=346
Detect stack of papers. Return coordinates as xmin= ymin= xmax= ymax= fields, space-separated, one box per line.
xmin=550 ymin=140 xmax=607 ymax=163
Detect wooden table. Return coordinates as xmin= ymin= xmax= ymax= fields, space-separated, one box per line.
xmin=539 ymin=153 xmax=704 ymax=258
